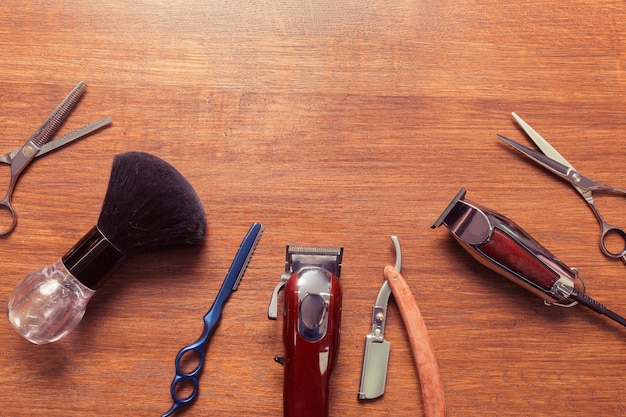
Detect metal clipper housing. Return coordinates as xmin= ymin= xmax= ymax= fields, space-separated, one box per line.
xmin=268 ymin=245 xmax=344 ymax=417
xmin=431 ymin=187 xmax=577 ymax=304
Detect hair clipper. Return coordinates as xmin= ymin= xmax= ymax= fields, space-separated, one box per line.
xmin=268 ymin=245 xmax=344 ymax=417
xmin=431 ymin=187 xmax=626 ymax=328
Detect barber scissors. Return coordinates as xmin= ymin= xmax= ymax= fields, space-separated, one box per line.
xmin=0 ymin=81 xmax=111 ymax=236
xmin=497 ymin=112 xmax=626 ymax=264
xmin=162 ymin=222 xmax=264 ymax=417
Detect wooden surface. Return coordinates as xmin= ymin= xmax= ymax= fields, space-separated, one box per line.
xmin=0 ymin=1 xmax=625 ymax=416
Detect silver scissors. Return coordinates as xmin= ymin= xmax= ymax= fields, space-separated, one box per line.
xmin=0 ymin=81 xmax=111 ymax=235
xmin=497 ymin=112 xmax=626 ymax=264
xmin=162 ymin=222 xmax=264 ymax=417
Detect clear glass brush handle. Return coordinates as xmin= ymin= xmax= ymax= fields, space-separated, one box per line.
xmin=6 ymin=258 xmax=95 ymax=344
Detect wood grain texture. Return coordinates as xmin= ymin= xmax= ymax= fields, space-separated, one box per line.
xmin=0 ymin=1 xmax=625 ymax=416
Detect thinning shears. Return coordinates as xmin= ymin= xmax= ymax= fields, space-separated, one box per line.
xmin=0 ymin=81 xmax=112 ymax=236
xmin=497 ymin=112 xmax=626 ymax=264
xmin=162 ymin=222 xmax=264 ymax=417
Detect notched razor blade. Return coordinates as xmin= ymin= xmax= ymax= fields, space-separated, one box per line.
xmin=232 ymin=223 xmax=264 ymax=291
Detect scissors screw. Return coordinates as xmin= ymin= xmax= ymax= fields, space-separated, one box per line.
xmin=22 ymin=146 xmax=34 ymax=157
xmin=571 ymin=173 xmax=581 ymax=183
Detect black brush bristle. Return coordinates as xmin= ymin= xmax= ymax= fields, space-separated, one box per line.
xmin=96 ymin=152 xmax=207 ymax=255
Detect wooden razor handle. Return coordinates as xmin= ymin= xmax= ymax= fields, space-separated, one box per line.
xmin=384 ymin=265 xmax=446 ymax=417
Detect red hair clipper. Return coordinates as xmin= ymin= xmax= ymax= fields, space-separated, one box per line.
xmin=268 ymin=245 xmax=344 ymax=417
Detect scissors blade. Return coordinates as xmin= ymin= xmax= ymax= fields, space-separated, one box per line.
xmin=0 ymin=82 xmax=87 ymax=168
xmin=497 ymin=134 xmax=574 ymax=177
xmin=7 ymin=116 xmax=112 ymax=161
xmin=498 ymin=134 xmax=602 ymax=193
xmin=31 ymin=82 xmax=87 ymax=147
xmin=511 ymin=112 xmax=573 ymax=169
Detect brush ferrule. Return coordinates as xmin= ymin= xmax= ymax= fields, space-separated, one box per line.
xmin=62 ymin=225 xmax=127 ymax=290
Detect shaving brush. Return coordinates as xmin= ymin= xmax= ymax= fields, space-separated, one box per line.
xmin=7 ymin=152 xmax=207 ymax=344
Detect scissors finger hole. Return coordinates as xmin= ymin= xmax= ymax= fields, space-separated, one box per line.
xmin=178 ymin=349 xmax=202 ymax=375
xmin=0 ymin=203 xmax=16 ymax=235
xmin=601 ymin=228 xmax=626 ymax=258
xmin=0 ymin=164 xmax=9 ymax=191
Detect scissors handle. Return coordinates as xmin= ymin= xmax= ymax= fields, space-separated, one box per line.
xmin=581 ymin=190 xmax=626 ymax=260
xmin=0 ymin=197 xmax=17 ymax=236
xmin=0 ymin=161 xmax=24 ymax=235
xmin=598 ymin=224 xmax=626 ymax=260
